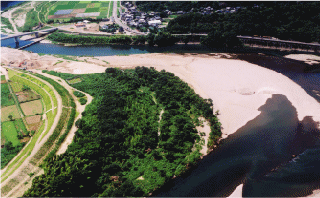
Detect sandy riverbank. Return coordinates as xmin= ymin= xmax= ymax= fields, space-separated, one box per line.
xmin=2 ymin=47 xmax=319 ymax=136
xmin=1 ymin=47 xmax=320 ymax=197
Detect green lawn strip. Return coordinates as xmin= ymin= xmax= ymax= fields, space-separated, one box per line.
xmin=1 ymin=83 xmax=15 ymax=107
xmin=73 ymin=3 xmax=87 ymax=9
xmin=39 ymin=110 xmax=54 ymax=142
xmin=14 ymin=118 xmax=28 ymax=135
xmin=30 ymin=107 xmax=69 ymax=165
xmin=45 ymin=106 xmax=75 ymax=161
xmin=85 ymin=7 xmax=99 ymax=13
xmin=99 ymin=10 xmax=108 ymax=17
xmin=34 ymin=73 xmax=72 ymax=107
xmin=1 ymin=130 xmax=6 ymax=145
xmin=1 ymin=120 xmax=45 ymax=181
xmin=1 ymin=75 xmax=5 ymax=81
xmin=9 ymin=82 xmax=24 ymax=92
xmin=108 ymin=1 xmax=113 ymax=17
xmin=1 ymin=121 xmax=19 ymax=146
xmin=101 ymin=2 xmax=109 ymax=7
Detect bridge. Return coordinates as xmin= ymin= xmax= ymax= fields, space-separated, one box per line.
xmin=237 ymin=36 xmax=320 ymax=52
xmin=1 ymin=28 xmax=57 ymax=47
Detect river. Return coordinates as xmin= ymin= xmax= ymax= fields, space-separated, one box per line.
xmin=1 ymin=34 xmax=320 ymax=197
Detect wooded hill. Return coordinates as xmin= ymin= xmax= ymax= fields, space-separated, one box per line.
xmin=166 ymin=2 xmax=320 ymax=43
xmin=24 ymin=67 xmax=221 ymax=197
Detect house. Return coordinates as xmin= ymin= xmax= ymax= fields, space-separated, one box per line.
xmin=75 ymin=22 xmax=86 ymax=28
xmin=148 ymin=20 xmax=161 ymax=27
xmin=101 ymin=25 xmax=108 ymax=30
xmin=83 ymin=20 xmax=90 ymax=24
xmin=177 ymin=11 xmax=184 ymax=15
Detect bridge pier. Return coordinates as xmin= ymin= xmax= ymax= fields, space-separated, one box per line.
xmin=14 ymin=37 xmax=19 ymax=48
xmin=35 ymin=32 xmax=39 ymax=38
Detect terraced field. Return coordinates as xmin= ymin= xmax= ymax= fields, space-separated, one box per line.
xmin=1 ymin=68 xmax=81 ymax=198
xmin=47 ymin=1 xmax=112 ymax=21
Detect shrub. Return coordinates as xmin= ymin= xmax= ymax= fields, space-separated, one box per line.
xmin=79 ymin=97 xmax=87 ymax=105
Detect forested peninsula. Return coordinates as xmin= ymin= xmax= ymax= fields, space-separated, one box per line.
xmin=23 ymin=67 xmax=221 ymax=197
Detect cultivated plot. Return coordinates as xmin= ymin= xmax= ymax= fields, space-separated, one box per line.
xmin=1 ymin=105 xmax=21 ymax=122
xmin=20 ymin=99 xmax=43 ymax=116
xmin=47 ymin=1 xmax=111 ymax=20
xmin=1 ymin=121 xmax=19 ymax=146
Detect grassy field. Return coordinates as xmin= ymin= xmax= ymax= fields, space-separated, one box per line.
xmin=1 ymin=121 xmax=19 ymax=146
xmin=1 ymin=75 xmax=5 ymax=81
xmin=1 ymin=83 xmax=15 ymax=107
xmin=14 ymin=118 xmax=28 ymax=135
xmin=67 ymin=78 xmax=82 ymax=84
xmin=20 ymin=99 xmax=43 ymax=116
xmin=10 ymin=82 xmax=24 ymax=92
xmin=1 ymin=105 xmax=21 ymax=122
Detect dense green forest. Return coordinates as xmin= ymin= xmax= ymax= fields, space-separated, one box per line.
xmin=24 ymin=67 xmax=221 ymax=197
xmin=136 ymin=1 xmax=220 ymax=12
xmin=166 ymin=2 xmax=320 ymax=43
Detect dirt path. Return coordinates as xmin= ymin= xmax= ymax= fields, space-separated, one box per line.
xmin=158 ymin=109 xmax=164 ymax=136
xmin=1 ymin=68 xmax=63 ymax=198
xmin=3 ymin=7 xmax=19 ymax=32
xmin=36 ymin=72 xmax=93 ymax=155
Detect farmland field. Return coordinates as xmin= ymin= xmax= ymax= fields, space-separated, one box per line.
xmin=20 ymin=100 xmax=43 ymax=116
xmin=1 ymin=121 xmax=19 ymax=146
xmin=10 ymin=82 xmax=24 ymax=93
xmin=16 ymin=90 xmax=41 ymax=103
xmin=1 ymin=105 xmax=21 ymax=122
xmin=1 ymin=83 xmax=15 ymax=107
xmin=47 ymin=1 xmax=112 ymax=21
xmin=13 ymin=118 xmax=28 ymax=135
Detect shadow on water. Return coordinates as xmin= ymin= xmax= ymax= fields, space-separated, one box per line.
xmin=243 ymin=117 xmax=320 ymax=197
xmin=153 ymin=94 xmax=320 ymax=197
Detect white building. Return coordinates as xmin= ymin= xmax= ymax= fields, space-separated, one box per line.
xmin=148 ymin=20 xmax=161 ymax=27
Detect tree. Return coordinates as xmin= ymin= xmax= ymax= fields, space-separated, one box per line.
xmin=147 ymin=33 xmax=155 ymax=46
xmin=154 ymin=32 xmax=177 ymax=47
xmin=8 ymin=115 xmax=14 ymax=121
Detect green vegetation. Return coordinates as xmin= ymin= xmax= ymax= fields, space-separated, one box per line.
xmin=1 ymin=83 xmax=15 ymax=107
xmin=30 ymin=73 xmax=76 ymax=165
xmin=79 ymin=97 xmax=87 ymax=105
xmin=2 ymin=121 xmax=19 ymax=146
xmin=136 ymin=1 xmax=219 ymax=12
xmin=22 ymin=9 xmax=40 ymax=32
xmin=109 ymin=1 xmax=113 ymax=17
xmin=73 ymin=91 xmax=85 ymax=97
xmin=1 ymin=119 xmax=28 ymax=168
xmin=9 ymin=82 xmax=24 ymax=92
xmin=1 ymin=17 xmax=13 ymax=31
xmin=166 ymin=2 xmax=320 ymax=44
xmin=24 ymin=67 xmax=221 ymax=197
xmin=48 ymin=32 xmax=133 ymax=45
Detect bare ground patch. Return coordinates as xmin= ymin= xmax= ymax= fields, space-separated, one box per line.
xmin=16 ymin=91 xmax=41 ymax=103
xmin=48 ymin=13 xmax=77 ymax=19
xmin=72 ymin=8 xmax=86 ymax=14
xmin=20 ymin=100 xmax=42 ymax=116
xmin=25 ymin=115 xmax=41 ymax=125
